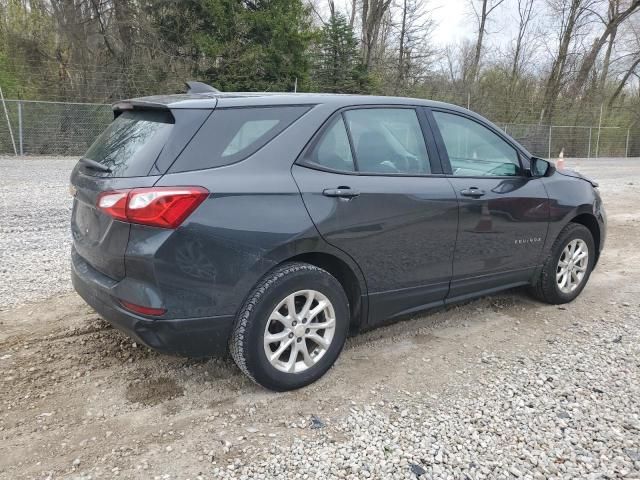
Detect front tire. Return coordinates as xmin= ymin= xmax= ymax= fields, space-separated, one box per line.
xmin=230 ymin=262 xmax=349 ymax=391
xmin=531 ymin=223 xmax=595 ymax=304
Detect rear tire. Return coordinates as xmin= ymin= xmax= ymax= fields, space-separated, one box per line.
xmin=530 ymin=223 xmax=595 ymax=304
xmin=230 ymin=262 xmax=349 ymax=391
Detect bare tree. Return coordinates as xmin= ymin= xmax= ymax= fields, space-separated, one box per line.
xmin=395 ymin=0 xmax=434 ymax=91
xmin=608 ymin=55 xmax=640 ymax=104
xmin=598 ymin=18 xmax=618 ymax=94
xmin=495 ymin=0 xmax=539 ymax=120
xmin=608 ymin=21 xmax=640 ymax=106
xmin=361 ymin=0 xmax=393 ymax=68
xmin=509 ymin=0 xmax=537 ymax=86
xmin=573 ymin=0 xmax=640 ymax=94
xmin=465 ymin=0 xmax=507 ymax=82
xmin=349 ymin=0 xmax=358 ymax=27
xmin=441 ymin=40 xmax=474 ymax=83
xmin=398 ymin=0 xmax=409 ymax=86
xmin=540 ymin=0 xmax=597 ymax=122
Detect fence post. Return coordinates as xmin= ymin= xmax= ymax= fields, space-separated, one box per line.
xmin=587 ymin=127 xmax=592 ymax=159
xmin=0 ymin=86 xmax=17 ymax=156
xmin=595 ymin=103 xmax=603 ymax=159
xmin=626 ymin=128 xmax=630 ymax=158
xmin=548 ymin=125 xmax=552 ymax=159
xmin=18 ymin=101 xmax=23 ymax=155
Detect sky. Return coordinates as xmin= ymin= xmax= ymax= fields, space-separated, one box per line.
xmin=429 ymin=0 xmax=472 ymax=45
xmin=428 ymin=0 xmax=529 ymax=48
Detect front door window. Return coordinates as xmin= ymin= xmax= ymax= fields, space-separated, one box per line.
xmin=432 ymin=111 xmax=521 ymax=177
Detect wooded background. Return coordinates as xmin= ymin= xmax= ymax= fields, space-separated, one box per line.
xmin=0 ymin=0 xmax=639 ymax=156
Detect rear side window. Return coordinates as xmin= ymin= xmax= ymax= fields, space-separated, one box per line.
xmin=170 ymin=106 xmax=310 ymax=172
xmin=83 ymin=110 xmax=174 ymax=177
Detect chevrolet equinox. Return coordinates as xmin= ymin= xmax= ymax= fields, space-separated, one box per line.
xmin=70 ymin=83 xmax=606 ymax=391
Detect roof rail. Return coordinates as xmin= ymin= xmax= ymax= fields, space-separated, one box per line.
xmin=185 ymin=81 xmax=221 ymax=94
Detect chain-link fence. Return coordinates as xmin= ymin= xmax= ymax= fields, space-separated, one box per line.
xmin=0 ymin=100 xmax=112 ymax=156
xmin=0 ymin=98 xmax=638 ymax=158
xmin=501 ymin=124 xmax=635 ymax=158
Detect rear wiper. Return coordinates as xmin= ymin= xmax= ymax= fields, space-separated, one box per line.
xmin=79 ymin=157 xmax=112 ymax=173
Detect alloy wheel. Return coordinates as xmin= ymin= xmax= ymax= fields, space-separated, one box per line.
xmin=556 ymin=239 xmax=589 ymax=294
xmin=263 ymin=290 xmax=336 ymax=373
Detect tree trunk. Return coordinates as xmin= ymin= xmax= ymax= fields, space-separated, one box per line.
xmin=350 ymin=0 xmax=357 ymax=27
xmin=395 ymin=0 xmax=408 ymax=93
xmin=608 ymin=56 xmax=640 ymax=108
xmin=540 ymin=0 xmax=583 ymax=123
xmin=598 ymin=27 xmax=616 ymax=94
xmin=361 ymin=0 xmax=369 ymax=63
xmin=467 ymin=0 xmax=488 ymax=83
xmin=361 ymin=0 xmax=392 ymax=69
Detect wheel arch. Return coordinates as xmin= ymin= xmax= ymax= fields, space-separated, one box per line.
xmin=285 ymin=251 xmax=367 ymax=333
xmin=569 ymin=212 xmax=601 ymax=265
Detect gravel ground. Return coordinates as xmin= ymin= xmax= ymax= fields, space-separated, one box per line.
xmin=0 ymin=156 xmax=76 ymax=311
xmin=0 ymin=157 xmax=639 ymax=480
xmin=216 ymin=311 xmax=639 ymax=480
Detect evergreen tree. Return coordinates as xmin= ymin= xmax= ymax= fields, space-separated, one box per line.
xmin=311 ymin=12 xmax=371 ymax=94
xmin=149 ymin=0 xmax=313 ymax=92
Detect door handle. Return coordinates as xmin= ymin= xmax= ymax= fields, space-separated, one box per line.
xmin=322 ymin=187 xmax=360 ymax=198
xmin=460 ymin=187 xmax=486 ymax=198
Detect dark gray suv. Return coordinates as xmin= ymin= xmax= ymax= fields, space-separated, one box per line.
xmin=70 ymin=85 xmax=606 ymax=390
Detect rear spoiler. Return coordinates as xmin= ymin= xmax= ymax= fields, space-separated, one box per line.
xmin=113 ymin=81 xmax=221 ymax=117
xmin=112 ymin=100 xmax=171 ymax=118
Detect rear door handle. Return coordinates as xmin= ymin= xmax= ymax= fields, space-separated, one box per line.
xmin=322 ymin=187 xmax=360 ymax=198
xmin=460 ymin=187 xmax=486 ymax=198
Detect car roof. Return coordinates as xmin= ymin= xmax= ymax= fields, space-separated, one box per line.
xmin=117 ymin=91 xmax=468 ymax=112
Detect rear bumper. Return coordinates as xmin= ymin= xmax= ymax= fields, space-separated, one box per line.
xmin=71 ymin=252 xmax=234 ymax=357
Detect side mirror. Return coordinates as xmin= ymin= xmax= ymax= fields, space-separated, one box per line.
xmin=530 ymin=157 xmax=553 ymax=177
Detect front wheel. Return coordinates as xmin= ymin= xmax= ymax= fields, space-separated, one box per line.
xmin=230 ymin=262 xmax=349 ymax=391
xmin=530 ymin=223 xmax=595 ymax=304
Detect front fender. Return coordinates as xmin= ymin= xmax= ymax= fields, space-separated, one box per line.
xmin=541 ymin=172 xmax=604 ymax=260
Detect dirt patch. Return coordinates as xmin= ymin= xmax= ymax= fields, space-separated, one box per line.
xmin=125 ymin=376 xmax=185 ymax=406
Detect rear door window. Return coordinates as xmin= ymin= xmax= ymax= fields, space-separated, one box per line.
xmin=305 ymin=116 xmax=356 ymax=171
xmin=170 ymin=106 xmax=310 ymax=172
xmin=83 ymin=110 xmax=174 ymax=177
xmin=344 ymin=108 xmax=431 ymax=175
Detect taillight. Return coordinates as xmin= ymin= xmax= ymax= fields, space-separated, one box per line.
xmin=97 ymin=187 xmax=209 ymax=228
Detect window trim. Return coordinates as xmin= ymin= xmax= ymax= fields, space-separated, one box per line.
xmin=297 ymin=104 xmax=443 ymax=177
xmin=425 ymin=107 xmax=530 ymax=179
xmin=342 ymin=111 xmax=359 ymax=171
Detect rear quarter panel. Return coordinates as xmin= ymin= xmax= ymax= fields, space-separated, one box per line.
xmin=145 ymin=173 xmax=317 ymax=318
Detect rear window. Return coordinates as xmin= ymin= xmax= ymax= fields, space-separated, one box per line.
xmin=83 ymin=110 xmax=174 ymax=177
xmin=169 ymin=106 xmax=310 ymax=172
